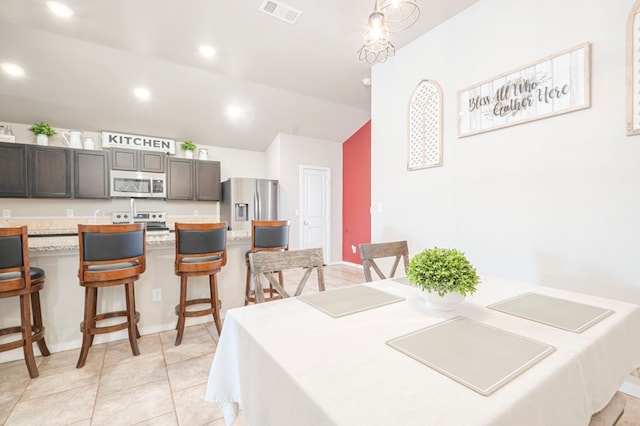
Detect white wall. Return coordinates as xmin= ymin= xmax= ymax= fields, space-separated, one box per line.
xmin=371 ymin=0 xmax=640 ymax=303
xmin=272 ymin=133 xmax=343 ymax=263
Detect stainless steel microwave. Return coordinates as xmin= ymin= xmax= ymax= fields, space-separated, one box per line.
xmin=110 ymin=170 xmax=166 ymax=198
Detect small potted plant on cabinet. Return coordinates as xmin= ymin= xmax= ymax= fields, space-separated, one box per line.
xmin=181 ymin=141 xmax=196 ymax=159
xmin=407 ymin=247 xmax=480 ymax=311
xmin=28 ymin=122 xmax=56 ymax=146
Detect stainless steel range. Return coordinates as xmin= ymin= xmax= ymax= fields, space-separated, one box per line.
xmin=112 ymin=210 xmax=169 ymax=234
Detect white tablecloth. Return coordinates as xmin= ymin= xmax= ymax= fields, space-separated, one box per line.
xmin=205 ymin=276 xmax=640 ymax=426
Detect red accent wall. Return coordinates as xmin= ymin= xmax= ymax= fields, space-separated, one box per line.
xmin=342 ymin=121 xmax=371 ymax=264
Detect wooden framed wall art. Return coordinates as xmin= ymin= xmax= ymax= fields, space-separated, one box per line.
xmin=626 ymin=0 xmax=640 ymax=136
xmin=457 ymin=43 xmax=591 ymax=138
xmin=408 ymin=80 xmax=443 ymax=170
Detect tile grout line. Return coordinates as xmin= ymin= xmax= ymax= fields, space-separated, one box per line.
xmin=89 ymin=343 xmax=108 ymax=425
xmin=159 ymin=328 xmax=181 ymax=425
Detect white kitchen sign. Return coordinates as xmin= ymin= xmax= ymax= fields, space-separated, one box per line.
xmin=101 ymin=131 xmax=176 ymax=154
xmin=457 ymin=43 xmax=591 ymax=138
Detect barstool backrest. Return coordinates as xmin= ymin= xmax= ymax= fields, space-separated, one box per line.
xmin=78 ymin=223 xmax=146 ymax=283
xmin=175 ymin=222 xmax=227 ymax=272
xmin=251 ymin=220 xmax=290 ymax=253
xmin=0 ymin=226 xmax=31 ymax=292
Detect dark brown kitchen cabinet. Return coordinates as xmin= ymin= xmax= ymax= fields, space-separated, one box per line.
xmin=0 ymin=142 xmax=28 ymax=197
xmin=167 ymin=158 xmax=221 ymax=201
xmin=74 ymin=150 xmax=109 ymax=198
xmin=111 ymin=148 xmax=165 ymax=173
xmin=28 ymin=145 xmax=72 ymax=198
xmin=195 ymin=160 xmax=221 ymax=201
xmin=166 ymin=157 xmax=194 ymax=200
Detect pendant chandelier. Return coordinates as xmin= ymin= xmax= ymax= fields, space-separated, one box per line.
xmin=357 ymin=1 xmax=396 ymax=64
xmin=379 ymin=0 xmax=420 ymax=32
xmin=357 ymin=0 xmax=420 ymax=64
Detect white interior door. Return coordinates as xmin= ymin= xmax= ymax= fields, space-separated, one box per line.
xmin=300 ymin=166 xmax=331 ymax=262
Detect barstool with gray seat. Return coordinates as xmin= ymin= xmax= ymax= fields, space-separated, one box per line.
xmin=76 ymin=223 xmax=146 ymax=368
xmin=0 ymin=226 xmax=50 ymax=378
xmin=244 ymin=220 xmax=290 ymax=305
xmin=173 ymin=222 xmax=226 ymax=345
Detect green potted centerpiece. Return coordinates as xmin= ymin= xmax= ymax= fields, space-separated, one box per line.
xmin=181 ymin=140 xmax=196 ymax=158
xmin=407 ymin=247 xmax=480 ymax=311
xmin=28 ymin=122 xmax=56 ymax=146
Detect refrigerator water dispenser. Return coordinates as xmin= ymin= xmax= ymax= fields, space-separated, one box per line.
xmin=235 ymin=203 xmax=249 ymax=221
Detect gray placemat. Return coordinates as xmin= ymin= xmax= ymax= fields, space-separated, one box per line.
xmin=386 ymin=316 xmax=556 ymax=396
xmin=488 ymin=293 xmax=614 ymax=333
xmin=391 ymin=276 xmax=411 ymax=286
xmin=299 ymin=285 xmax=405 ymax=318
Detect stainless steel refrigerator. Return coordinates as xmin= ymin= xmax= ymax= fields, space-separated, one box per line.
xmin=220 ymin=178 xmax=279 ymax=230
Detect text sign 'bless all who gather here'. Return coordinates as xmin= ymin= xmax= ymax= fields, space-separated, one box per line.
xmin=457 ymin=43 xmax=591 ymax=138
xmin=101 ymin=131 xmax=176 ymax=154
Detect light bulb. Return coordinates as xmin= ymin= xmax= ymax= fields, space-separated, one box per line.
xmin=46 ymin=1 xmax=73 ymax=18
xmin=134 ymin=88 xmax=150 ymax=100
xmin=1 ymin=63 xmax=25 ymax=77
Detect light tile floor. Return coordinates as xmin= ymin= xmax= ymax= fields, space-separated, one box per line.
xmin=1 ymin=264 xmax=639 ymax=425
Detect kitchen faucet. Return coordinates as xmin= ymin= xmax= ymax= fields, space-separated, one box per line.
xmin=93 ymin=209 xmax=105 ymax=224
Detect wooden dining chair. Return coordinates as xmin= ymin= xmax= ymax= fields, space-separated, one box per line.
xmin=359 ymin=240 xmax=409 ymax=282
xmin=244 ymin=220 xmax=290 ymax=304
xmin=249 ymin=248 xmax=326 ymax=302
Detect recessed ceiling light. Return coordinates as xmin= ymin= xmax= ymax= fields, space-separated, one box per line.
xmin=47 ymin=1 xmax=74 ymax=18
xmin=199 ymin=45 xmax=216 ymax=58
xmin=226 ymin=105 xmax=243 ymax=119
xmin=134 ymin=87 xmax=151 ymax=100
xmin=1 ymin=63 xmax=25 ymax=77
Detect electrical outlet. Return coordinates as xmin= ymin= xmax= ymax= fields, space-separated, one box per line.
xmin=66 ymin=209 xmax=74 ymax=217
xmin=2 ymin=209 xmax=10 ymax=218
xmin=351 ymin=244 xmax=356 ymax=254
xmin=193 ymin=209 xmax=199 ymax=216
xmin=152 ymin=288 xmax=162 ymax=302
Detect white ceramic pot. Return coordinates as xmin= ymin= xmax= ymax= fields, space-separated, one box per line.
xmin=420 ymin=289 xmax=465 ymax=311
xmin=36 ymin=134 xmax=48 ymax=146
xmin=184 ymin=150 xmax=193 ymax=159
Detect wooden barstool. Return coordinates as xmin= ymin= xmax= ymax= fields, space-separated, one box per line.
xmin=76 ymin=223 xmax=146 ymax=368
xmin=174 ymin=222 xmax=226 ymax=345
xmin=0 ymin=226 xmax=50 ymax=378
xmin=244 ymin=220 xmax=290 ymax=304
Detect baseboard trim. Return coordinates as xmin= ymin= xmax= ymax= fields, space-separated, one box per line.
xmin=338 ymin=260 xmax=362 ymax=269
xmin=620 ymin=374 xmax=640 ymax=398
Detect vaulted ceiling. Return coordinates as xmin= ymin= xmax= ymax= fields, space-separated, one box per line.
xmin=0 ymin=0 xmax=478 ymax=151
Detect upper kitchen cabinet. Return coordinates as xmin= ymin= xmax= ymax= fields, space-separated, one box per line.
xmin=111 ymin=148 xmax=165 ymax=173
xmin=195 ymin=160 xmax=221 ymax=201
xmin=167 ymin=157 xmax=194 ymax=200
xmin=167 ymin=158 xmax=221 ymax=201
xmin=0 ymin=142 xmax=28 ymax=197
xmin=74 ymin=150 xmax=109 ymax=199
xmin=28 ymin=145 xmax=72 ymax=198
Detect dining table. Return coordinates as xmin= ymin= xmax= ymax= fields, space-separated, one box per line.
xmin=205 ymin=275 xmax=640 ymax=426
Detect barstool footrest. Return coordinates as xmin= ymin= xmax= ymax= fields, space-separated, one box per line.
xmin=0 ymin=325 xmax=47 ymax=352
xmin=174 ymin=298 xmax=221 ymax=318
xmin=80 ymin=310 xmax=140 ymax=335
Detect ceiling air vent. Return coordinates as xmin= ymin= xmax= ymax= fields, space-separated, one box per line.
xmin=259 ymin=0 xmax=302 ymax=24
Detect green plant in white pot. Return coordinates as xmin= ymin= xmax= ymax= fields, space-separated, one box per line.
xmin=181 ymin=141 xmax=196 ymax=158
xmin=28 ymin=122 xmax=56 ymax=146
xmin=407 ymin=247 xmax=480 ymax=311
